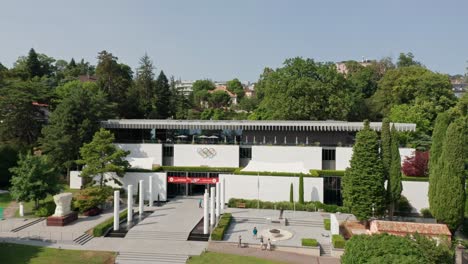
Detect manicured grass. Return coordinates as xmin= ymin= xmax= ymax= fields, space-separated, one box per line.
xmin=0 ymin=243 xmax=116 ymax=264
xmin=187 ymin=252 xmax=286 ymax=264
xmin=0 ymin=192 xmax=13 ymax=208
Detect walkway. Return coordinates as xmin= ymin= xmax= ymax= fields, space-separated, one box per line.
xmin=208 ymin=242 xmax=340 ymax=264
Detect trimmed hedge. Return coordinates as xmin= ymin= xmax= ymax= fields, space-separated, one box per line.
xmin=402 ymin=176 xmax=429 ymax=182
xmin=127 ymin=166 xmax=237 ymax=173
xmin=211 ymin=213 xmax=232 ymax=240
xmin=227 ymin=198 xmax=348 ymax=213
xmin=233 ymin=169 xmax=311 ymax=177
xmin=317 ymin=170 xmax=345 ymax=177
xmin=301 ymin=238 xmax=318 ymax=247
xmin=324 ymin=219 xmax=331 ymax=230
xmin=92 ymin=210 xmax=128 ymax=237
xmin=332 ymin=234 xmax=346 ymax=249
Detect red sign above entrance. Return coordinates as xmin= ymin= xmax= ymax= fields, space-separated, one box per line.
xmin=168 ymin=177 xmax=218 ymax=184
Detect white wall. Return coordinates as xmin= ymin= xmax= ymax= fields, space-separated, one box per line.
xmin=116 ymin=143 xmax=163 ymax=166
xmin=219 ymin=174 xmax=323 ymax=203
xmin=69 ymin=171 xmax=168 ymax=201
xmin=173 ymin=144 xmax=239 ymax=167
xmin=402 ymin=181 xmax=429 ymax=213
xmin=399 ymin=148 xmax=415 ymax=164
xmin=335 ymin=147 xmax=353 ymax=170
xmin=251 ymin=146 xmax=322 ymax=170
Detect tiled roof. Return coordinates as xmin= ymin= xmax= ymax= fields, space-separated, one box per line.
xmin=372 ymin=220 xmax=451 ymax=236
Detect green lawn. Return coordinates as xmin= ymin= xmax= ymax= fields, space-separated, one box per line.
xmin=0 ymin=243 xmax=116 ymax=264
xmin=0 ymin=192 xmax=13 ymax=208
xmin=187 ymin=252 xmax=287 ymax=264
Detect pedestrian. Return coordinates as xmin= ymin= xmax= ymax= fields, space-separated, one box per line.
xmin=238 ymin=235 xmax=242 ymax=248
xmin=267 ymin=238 xmax=271 ymax=251
xmin=259 ymin=235 xmax=264 ymax=250
xmin=253 ymin=226 xmax=258 ymax=239
xmin=199 ymin=198 xmax=202 ymax=208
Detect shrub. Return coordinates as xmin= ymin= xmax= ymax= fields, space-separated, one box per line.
xmin=83 ymin=207 xmax=102 ymax=216
xmin=318 ymin=170 xmax=345 ymax=177
xmin=332 ymin=234 xmax=345 ymax=249
xmin=34 ymin=201 xmax=56 ymax=217
xmin=420 ymin=208 xmax=432 ymax=218
xmin=74 ymin=186 xmax=112 ymax=213
xmin=395 ymin=195 xmax=413 ymax=216
xmin=92 ymin=210 xmax=128 ymax=237
xmin=301 ymin=238 xmax=318 ymax=247
xmin=211 ymin=213 xmax=232 ymax=240
xmin=402 ymin=151 xmax=429 ymax=177
xmin=227 ymin=198 xmax=348 ymax=213
xmin=324 ymin=219 xmax=331 ymax=230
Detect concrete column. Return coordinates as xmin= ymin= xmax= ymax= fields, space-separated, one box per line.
xmin=139 ymin=180 xmax=144 ymax=216
xmin=127 ymin=185 xmax=133 ymax=224
xmin=210 ymin=186 xmax=215 ymax=226
xmin=220 ymin=178 xmax=225 ymax=211
xmin=19 ymin=202 xmax=24 ymax=217
xmin=113 ymin=191 xmax=120 ymax=231
xmin=203 ymin=189 xmax=209 ymax=234
xmin=215 ymin=182 xmax=220 ymax=218
xmin=148 ymin=176 xmax=153 ymax=207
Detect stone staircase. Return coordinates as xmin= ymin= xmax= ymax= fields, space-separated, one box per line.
xmin=116 ymin=251 xmax=188 ymax=264
xmin=232 ymin=216 xmax=324 ymax=228
xmin=10 ymin=218 xmax=45 ymax=232
xmin=73 ymin=233 xmax=93 ymax=245
xmin=286 ymin=219 xmax=323 ymax=227
xmin=320 ymin=243 xmax=332 ymax=256
xmin=125 ymin=230 xmax=188 ymax=241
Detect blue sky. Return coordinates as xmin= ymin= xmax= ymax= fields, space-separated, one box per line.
xmin=1 ymin=0 xmax=467 ymax=82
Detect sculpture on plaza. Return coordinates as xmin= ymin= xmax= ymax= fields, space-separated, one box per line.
xmin=53 ymin=193 xmax=73 ymax=217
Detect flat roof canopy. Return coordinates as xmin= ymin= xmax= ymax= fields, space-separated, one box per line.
xmin=101 ymin=119 xmax=416 ymax=132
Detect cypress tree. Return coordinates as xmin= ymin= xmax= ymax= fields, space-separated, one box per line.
xmin=290 ymin=183 xmax=294 ymax=203
xmin=433 ymin=117 xmax=467 ymax=230
xmin=299 ymin=174 xmax=304 ymax=204
xmin=154 ymin=71 xmax=171 ymax=119
xmin=388 ymin=125 xmax=402 ymax=218
xmin=428 ymin=112 xmax=451 ymax=214
xmin=381 ymin=118 xmax=391 ymax=181
xmin=342 ymin=120 xmax=386 ymax=221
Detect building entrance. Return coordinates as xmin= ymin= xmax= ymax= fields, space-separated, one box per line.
xmin=166 ymin=171 xmax=219 ymax=198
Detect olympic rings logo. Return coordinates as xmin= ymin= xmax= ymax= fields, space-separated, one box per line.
xmin=197 ymin=148 xmax=217 ymax=159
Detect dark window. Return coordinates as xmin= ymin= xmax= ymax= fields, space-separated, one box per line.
xmin=163 ymin=146 xmax=174 ymax=157
xmin=322 ymin=149 xmax=336 ymax=161
xmin=240 ymin=147 xmax=252 ymax=159
xmin=323 ymin=176 xmax=342 ymax=205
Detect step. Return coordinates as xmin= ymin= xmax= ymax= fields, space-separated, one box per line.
xmin=125 ymin=231 xmax=188 ymax=241
xmin=116 ymin=252 xmax=188 ymax=264
xmin=11 ymin=218 xmax=45 ymax=232
xmin=73 ymin=233 xmax=94 ymax=245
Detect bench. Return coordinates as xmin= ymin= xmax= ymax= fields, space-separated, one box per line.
xmin=237 ymin=203 xmax=246 ymax=208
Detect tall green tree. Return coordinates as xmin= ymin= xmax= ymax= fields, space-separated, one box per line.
xmin=428 ymin=112 xmax=452 ymax=213
xmin=40 ymin=82 xmax=115 ymax=180
xmin=397 ymin=52 xmax=422 ymax=68
xmin=77 ymin=129 xmax=130 ymax=188
xmin=208 ymin=90 xmax=231 ymax=108
xmin=226 ymin=78 xmax=245 ymax=100
xmin=381 ymin=118 xmax=391 ymax=180
xmin=432 ymin=117 xmax=467 ymax=230
xmin=252 ymin=58 xmax=357 ymax=120
xmin=289 ymin=183 xmax=294 ymax=203
xmin=9 ymin=154 xmax=60 ymax=209
xmin=298 ymin=174 xmax=304 ymax=204
xmin=0 ymin=144 xmax=20 ymax=188
xmin=154 ymin=71 xmax=171 ymax=119
xmin=342 ymin=121 xmax=385 ymax=220
xmin=388 ymin=125 xmax=402 ymax=218
xmin=26 ymin=48 xmax=42 ymax=78
xmin=134 ymin=54 xmax=156 ymax=118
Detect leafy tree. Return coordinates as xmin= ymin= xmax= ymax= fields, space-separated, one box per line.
xmin=371 ymin=66 xmax=456 ymax=118
xmin=154 ymin=71 xmax=171 ymax=118
xmin=134 ymin=54 xmax=156 ymax=118
xmin=342 ymin=121 xmax=385 ymax=220
xmin=170 ymin=77 xmax=192 ymax=119
xmin=342 ymin=233 xmax=453 ymax=264
xmin=26 ymin=48 xmax=43 ymax=78
xmin=73 ymin=186 xmax=113 ymax=213
xmin=428 ymin=112 xmax=451 ymax=214
xmin=298 ymin=174 xmax=304 ymax=204
xmin=226 ymin=78 xmax=245 ymax=100
xmin=95 ymin=50 xmax=133 ymax=118
xmin=402 ymin=151 xmax=429 ymax=177
xmin=397 ymin=52 xmax=422 ymax=68
xmin=388 ymin=125 xmax=402 ymax=218
xmin=381 ymin=118 xmax=391 ymax=180
xmin=0 ymin=79 xmax=51 ymax=146
xmin=433 ymin=117 xmax=467 ymax=230
xmin=77 ymin=129 xmax=130 ymax=188
xmin=253 ymin=58 xmax=356 ymax=120
xmin=208 ymin=90 xmax=231 ymax=108
xmin=192 ymin=80 xmax=216 ymax=108
xmin=9 ymin=154 xmax=60 ymax=209
xmin=0 ymin=144 xmax=20 ymax=188
xmin=289 ymin=183 xmax=294 ymax=203
xmin=40 ymin=82 xmax=115 ymax=180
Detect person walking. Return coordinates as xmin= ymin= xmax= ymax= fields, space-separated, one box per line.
xmin=198 ymin=198 xmax=202 ymax=208
xmin=238 ymin=235 xmax=242 ymax=248
xmin=267 ymin=238 xmax=271 ymax=251
xmin=259 ymin=235 xmax=265 ymax=250
xmin=253 ymin=226 xmax=258 ymax=239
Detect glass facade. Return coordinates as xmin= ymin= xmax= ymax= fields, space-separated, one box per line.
xmin=323 ymin=176 xmax=342 ymax=205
